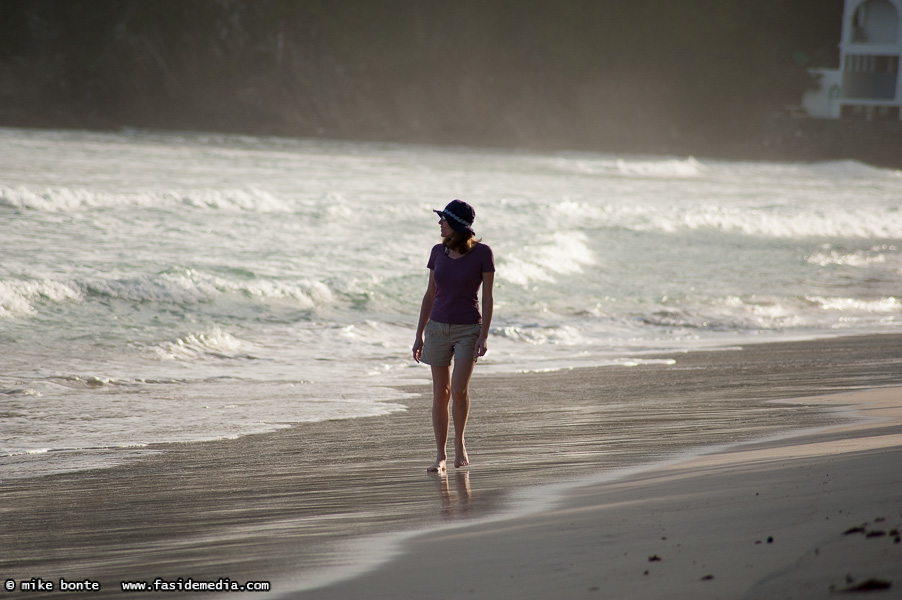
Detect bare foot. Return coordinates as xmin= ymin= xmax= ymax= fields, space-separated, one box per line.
xmin=454 ymin=446 xmax=469 ymax=469
xmin=427 ymin=459 xmax=447 ymax=472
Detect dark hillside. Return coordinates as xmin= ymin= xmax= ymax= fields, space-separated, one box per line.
xmin=2 ymin=0 xmax=876 ymax=163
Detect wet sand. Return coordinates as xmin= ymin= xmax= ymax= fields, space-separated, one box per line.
xmin=1 ymin=334 xmax=900 ymax=598
xmin=297 ymin=387 xmax=902 ymax=600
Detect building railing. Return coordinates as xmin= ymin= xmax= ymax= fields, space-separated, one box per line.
xmin=842 ymin=71 xmax=899 ymax=99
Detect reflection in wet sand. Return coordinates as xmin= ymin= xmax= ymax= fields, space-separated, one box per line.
xmin=433 ymin=470 xmax=473 ymax=519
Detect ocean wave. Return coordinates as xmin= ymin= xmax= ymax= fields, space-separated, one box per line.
xmin=804 ymin=295 xmax=901 ymax=313
xmin=590 ymin=203 xmax=902 ymax=239
xmin=0 ymin=448 xmax=51 ymax=457
xmin=493 ymin=197 xmax=902 ymax=240
xmin=638 ymin=294 xmax=901 ymax=332
xmin=548 ymin=155 xmax=704 ymax=179
xmin=0 ymin=278 xmax=83 ymax=319
xmin=491 ymin=324 xmax=592 ymax=346
xmin=162 ymin=188 xmax=291 ymax=212
xmin=46 ymin=375 xmax=121 ymax=389
xmin=613 ymin=156 xmax=704 ymax=178
xmin=499 ymin=231 xmax=595 ymax=286
xmin=806 ymin=245 xmax=896 ymax=267
xmin=716 ymin=159 xmax=902 ymax=183
xmin=638 ymin=308 xmax=777 ymax=332
xmin=0 ymin=184 xmax=291 ymax=212
xmin=83 ymin=270 xmax=333 ymax=309
xmin=0 ymin=443 xmax=151 ymax=459
xmin=1 ymin=271 xmax=335 ymax=320
xmin=151 ymin=327 xmax=253 ymax=361
xmin=1 ymin=387 xmax=42 ymax=397
xmin=800 ymin=160 xmax=902 ymax=180
xmin=84 ymin=271 xmax=221 ymax=304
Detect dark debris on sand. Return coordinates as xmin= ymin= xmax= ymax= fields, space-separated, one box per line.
xmin=830 ymin=517 xmax=900 ymax=594
xmin=834 ymin=577 xmax=893 ymax=593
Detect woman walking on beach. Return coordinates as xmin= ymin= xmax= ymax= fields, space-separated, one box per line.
xmin=412 ymin=199 xmax=495 ymax=473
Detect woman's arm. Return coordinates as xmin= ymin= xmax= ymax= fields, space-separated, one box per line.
xmin=412 ymin=270 xmax=436 ymax=363
xmin=475 ymin=271 xmax=494 ymax=359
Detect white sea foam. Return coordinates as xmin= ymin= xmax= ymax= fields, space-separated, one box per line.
xmin=491 ymin=324 xmax=589 ymax=346
xmin=613 ymin=156 xmax=704 ymax=178
xmin=2 ymin=448 xmax=51 ymax=456
xmin=503 ymin=200 xmax=902 ymax=239
xmin=806 ymin=245 xmax=896 ymax=267
xmin=47 ymin=375 xmax=118 ymax=388
xmin=499 ymin=231 xmax=595 ymax=286
xmin=162 ymin=187 xmax=291 ymax=212
xmin=592 ymin=203 xmax=902 ymax=239
xmin=805 ymin=295 xmax=901 ymax=313
xmin=801 ymin=159 xmax=902 ymax=180
xmin=237 ymin=278 xmax=334 ymax=307
xmin=546 ymin=155 xmax=704 ymax=179
xmin=84 ymin=271 xmax=220 ymax=304
xmin=0 ymin=184 xmax=291 ymax=212
xmin=0 ymin=388 xmax=42 ymax=397
xmin=153 ymin=327 xmax=250 ymax=361
xmin=80 ymin=270 xmax=333 ymax=309
xmin=0 ymin=278 xmax=83 ymax=319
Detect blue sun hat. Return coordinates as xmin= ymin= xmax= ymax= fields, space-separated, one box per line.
xmin=434 ymin=199 xmax=475 ymax=235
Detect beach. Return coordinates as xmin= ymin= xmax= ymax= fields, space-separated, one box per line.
xmin=5 ymin=126 xmax=902 ymax=476
xmin=301 ymin=387 xmax=902 ymax=600
xmin=1 ymin=333 xmax=900 ymax=598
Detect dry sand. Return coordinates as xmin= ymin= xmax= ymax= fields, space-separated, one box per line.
xmin=1 ymin=334 xmax=900 ymax=599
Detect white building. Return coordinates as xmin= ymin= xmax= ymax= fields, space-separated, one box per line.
xmin=803 ymin=0 xmax=902 ymax=119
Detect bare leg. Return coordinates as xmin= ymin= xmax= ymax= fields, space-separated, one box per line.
xmin=450 ymin=357 xmax=476 ymax=468
xmin=428 ymin=365 xmax=451 ymax=472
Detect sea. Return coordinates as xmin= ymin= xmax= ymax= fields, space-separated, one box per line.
xmin=2 ymin=126 xmax=900 ymax=481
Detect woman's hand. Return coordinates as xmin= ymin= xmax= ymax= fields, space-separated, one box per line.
xmin=474 ymin=335 xmax=488 ymax=361
xmin=412 ymin=337 xmax=424 ymax=363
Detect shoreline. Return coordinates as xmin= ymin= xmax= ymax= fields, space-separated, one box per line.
xmin=0 ymin=330 xmax=887 ymax=485
xmin=1 ymin=333 xmax=900 ymax=599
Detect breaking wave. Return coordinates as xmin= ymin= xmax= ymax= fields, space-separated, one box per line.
xmin=499 ymin=231 xmax=596 ymax=286
xmin=0 ymin=185 xmax=292 ymax=212
xmin=1 ymin=271 xmax=334 ymax=320
xmin=83 ymin=270 xmax=334 ymax=309
xmin=0 ymin=278 xmax=83 ymax=319
xmin=535 ymin=202 xmax=902 ymax=239
xmin=152 ymin=327 xmax=252 ymax=361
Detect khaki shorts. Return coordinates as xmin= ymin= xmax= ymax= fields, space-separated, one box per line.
xmin=421 ymin=321 xmax=482 ymax=367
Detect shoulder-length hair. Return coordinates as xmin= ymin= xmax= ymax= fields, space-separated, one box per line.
xmin=443 ymin=230 xmax=481 ymax=254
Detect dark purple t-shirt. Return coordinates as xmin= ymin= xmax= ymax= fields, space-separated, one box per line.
xmin=427 ymin=242 xmax=495 ymax=324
